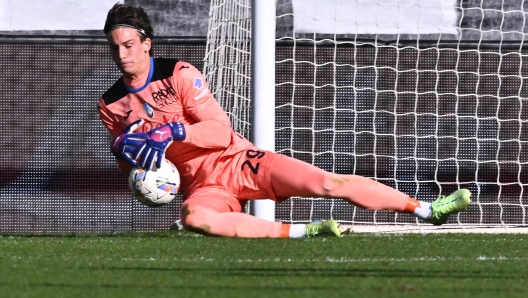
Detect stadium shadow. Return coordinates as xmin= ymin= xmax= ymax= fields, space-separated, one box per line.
xmin=99 ymin=266 xmax=519 ymax=280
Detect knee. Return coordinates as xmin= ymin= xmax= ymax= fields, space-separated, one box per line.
xmin=180 ymin=203 xmax=214 ymax=234
xmin=322 ymin=173 xmax=354 ymax=195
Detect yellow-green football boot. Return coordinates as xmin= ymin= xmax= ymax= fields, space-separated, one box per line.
xmin=305 ymin=219 xmax=341 ymax=237
xmin=429 ymin=189 xmax=472 ymax=225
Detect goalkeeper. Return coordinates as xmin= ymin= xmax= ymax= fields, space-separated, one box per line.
xmin=99 ymin=3 xmax=471 ymax=238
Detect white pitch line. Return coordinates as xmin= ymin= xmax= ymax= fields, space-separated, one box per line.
xmin=119 ymin=256 xmax=528 ymax=263
xmin=340 ymin=224 xmax=528 ymax=234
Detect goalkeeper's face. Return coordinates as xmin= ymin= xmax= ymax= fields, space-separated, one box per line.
xmin=107 ymin=27 xmax=151 ymax=78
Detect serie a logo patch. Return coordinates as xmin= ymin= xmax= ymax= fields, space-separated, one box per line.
xmin=193 ymin=77 xmax=204 ymax=90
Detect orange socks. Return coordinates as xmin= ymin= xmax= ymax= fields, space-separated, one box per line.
xmin=281 ymin=224 xmax=307 ymax=238
xmin=404 ymin=198 xmax=421 ymax=213
xmin=280 ymin=224 xmax=290 ymax=238
xmin=403 ymin=198 xmax=432 ymax=219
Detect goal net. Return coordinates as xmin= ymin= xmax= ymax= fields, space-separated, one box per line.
xmin=203 ymin=0 xmax=252 ymax=138
xmin=205 ymin=0 xmax=528 ymax=232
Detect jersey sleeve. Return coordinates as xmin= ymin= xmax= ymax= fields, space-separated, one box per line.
xmin=174 ymin=62 xmax=232 ymax=148
xmin=98 ymin=99 xmax=122 ymax=139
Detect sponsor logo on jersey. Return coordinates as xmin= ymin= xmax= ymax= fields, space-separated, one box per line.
xmin=141 ymin=113 xmax=183 ymax=133
xmin=144 ymin=103 xmax=154 ymax=118
xmin=152 ymin=86 xmax=178 ymax=108
xmin=193 ymin=77 xmax=204 ymax=90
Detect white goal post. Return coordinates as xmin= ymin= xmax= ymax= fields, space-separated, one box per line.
xmin=204 ymin=0 xmax=528 ymax=233
xmin=204 ymin=0 xmax=277 ymax=221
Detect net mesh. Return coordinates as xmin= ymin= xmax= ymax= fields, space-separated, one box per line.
xmin=204 ymin=0 xmax=252 ymax=138
xmin=202 ymin=0 xmax=528 ymax=229
xmin=272 ymin=0 xmax=528 ymax=227
xmin=274 ymin=45 xmax=528 ymax=227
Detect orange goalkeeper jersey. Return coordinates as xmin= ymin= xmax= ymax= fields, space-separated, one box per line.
xmin=98 ymin=57 xmax=253 ymax=196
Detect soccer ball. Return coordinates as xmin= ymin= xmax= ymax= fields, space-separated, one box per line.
xmin=128 ymin=159 xmax=180 ymax=207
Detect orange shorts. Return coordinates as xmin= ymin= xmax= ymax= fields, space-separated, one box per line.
xmin=184 ymin=147 xmax=285 ymax=212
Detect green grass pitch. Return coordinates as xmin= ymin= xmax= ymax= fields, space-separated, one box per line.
xmin=1 ymin=232 xmax=527 ymax=298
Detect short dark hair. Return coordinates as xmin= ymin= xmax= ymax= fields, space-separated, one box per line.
xmin=104 ymin=3 xmax=154 ymax=56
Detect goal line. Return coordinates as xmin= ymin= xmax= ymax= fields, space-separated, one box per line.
xmin=340 ymin=224 xmax=528 ymax=234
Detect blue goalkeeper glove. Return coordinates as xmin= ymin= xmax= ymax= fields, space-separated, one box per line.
xmin=110 ymin=119 xmax=145 ymax=166
xmin=133 ymin=122 xmax=186 ymax=169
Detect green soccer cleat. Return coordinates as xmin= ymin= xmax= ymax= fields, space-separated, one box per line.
xmin=429 ymin=189 xmax=472 ymax=225
xmin=305 ymin=219 xmax=341 ymax=238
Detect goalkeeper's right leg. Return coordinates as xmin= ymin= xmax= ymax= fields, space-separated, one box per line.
xmin=269 ymin=154 xmax=471 ymax=223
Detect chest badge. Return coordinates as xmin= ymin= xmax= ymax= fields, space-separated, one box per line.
xmin=144 ymin=103 xmax=154 ymax=118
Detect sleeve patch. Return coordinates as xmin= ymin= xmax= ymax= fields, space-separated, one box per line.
xmin=193 ymin=77 xmax=204 ymax=90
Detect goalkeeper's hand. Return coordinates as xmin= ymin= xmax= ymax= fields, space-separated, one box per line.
xmin=110 ymin=119 xmax=145 ymax=166
xmin=133 ymin=122 xmax=186 ymax=169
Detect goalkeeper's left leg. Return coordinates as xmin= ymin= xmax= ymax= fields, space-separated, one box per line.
xmin=180 ymin=187 xmax=340 ymax=238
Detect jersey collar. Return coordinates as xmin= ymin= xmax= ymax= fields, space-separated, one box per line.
xmin=124 ymin=57 xmax=154 ymax=93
